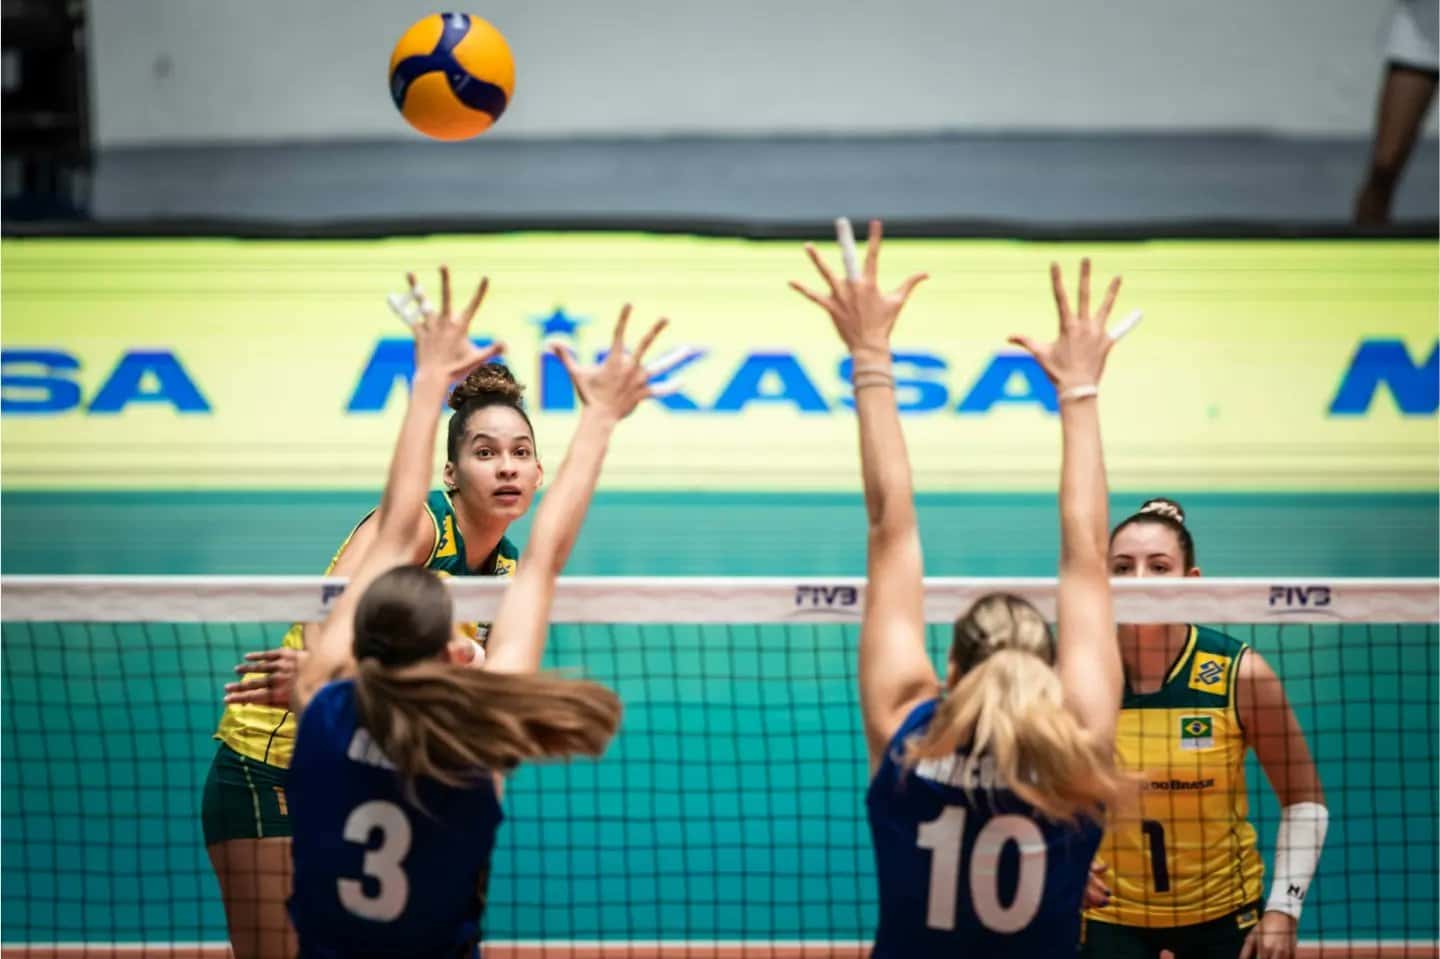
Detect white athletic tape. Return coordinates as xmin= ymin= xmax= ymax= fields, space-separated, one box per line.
xmin=1108 ymin=309 xmax=1143 ymax=343
xmin=834 ymin=217 xmax=860 ymax=280
xmin=386 ymin=292 xmax=420 ymax=327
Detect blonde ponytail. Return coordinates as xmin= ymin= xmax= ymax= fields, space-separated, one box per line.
xmin=352 ymin=659 xmax=622 ymax=806
xmin=903 ymin=647 xmax=1122 ymax=823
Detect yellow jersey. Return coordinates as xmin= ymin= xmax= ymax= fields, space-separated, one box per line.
xmin=213 ymin=490 xmax=519 ymax=768
xmin=1087 ymin=625 xmax=1263 ymax=927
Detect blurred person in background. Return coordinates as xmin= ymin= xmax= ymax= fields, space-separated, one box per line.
xmin=1355 ymin=0 xmax=1439 ymax=225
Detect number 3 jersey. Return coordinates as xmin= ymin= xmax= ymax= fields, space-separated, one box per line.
xmin=866 ymin=698 xmax=1102 ymax=957
xmin=289 ymin=679 xmax=503 ymax=959
xmin=1086 ymin=625 xmax=1263 ymax=928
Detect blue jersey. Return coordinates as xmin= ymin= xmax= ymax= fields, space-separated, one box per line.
xmin=288 ymin=680 xmax=503 ymax=959
xmin=866 ymin=699 xmax=1101 ymax=957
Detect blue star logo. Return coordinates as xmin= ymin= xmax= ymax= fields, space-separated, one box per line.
xmin=532 ymin=308 xmax=586 ymax=339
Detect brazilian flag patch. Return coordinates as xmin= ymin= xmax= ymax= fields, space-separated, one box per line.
xmin=1179 ymin=715 xmax=1214 ymax=750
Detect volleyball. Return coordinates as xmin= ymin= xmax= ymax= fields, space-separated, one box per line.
xmin=388 ymin=12 xmax=515 ymax=141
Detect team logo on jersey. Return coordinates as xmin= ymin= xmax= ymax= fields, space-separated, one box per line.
xmin=494 ymin=554 xmax=517 ymax=576
xmin=1179 ymin=715 xmax=1215 ymax=750
xmin=435 ymin=514 xmax=459 ymax=559
xmin=1187 ymin=652 xmax=1231 ymax=693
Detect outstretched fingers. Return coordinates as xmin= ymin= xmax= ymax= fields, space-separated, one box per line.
xmin=863 ymin=218 xmax=883 ymax=281
xmin=610 ymin=304 xmax=633 ymax=353
xmin=1049 ymin=262 xmax=1073 ymax=327
xmin=549 ymin=342 xmax=586 ymax=400
xmin=461 ymin=276 xmax=490 ymax=324
xmin=893 ymin=272 xmax=928 ymax=306
xmin=789 ymin=280 xmax=831 ymax=311
xmin=1094 ymin=274 xmax=1122 ymax=325
xmin=632 ymin=317 xmax=670 ymax=364
xmin=805 ymin=244 xmax=843 ymax=298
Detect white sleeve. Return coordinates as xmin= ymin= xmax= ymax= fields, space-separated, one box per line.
xmin=1265 ymin=802 xmax=1330 ymax=919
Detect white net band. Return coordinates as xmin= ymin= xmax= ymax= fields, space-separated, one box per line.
xmin=1 ymin=575 xmax=1435 ymax=624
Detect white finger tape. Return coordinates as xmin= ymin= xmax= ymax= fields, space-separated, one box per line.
xmin=1108 ymin=309 xmax=1143 ymax=343
xmin=835 ymin=217 xmax=860 ymax=280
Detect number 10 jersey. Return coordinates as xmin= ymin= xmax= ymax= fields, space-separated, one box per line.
xmin=867 ymin=698 xmax=1103 ymax=956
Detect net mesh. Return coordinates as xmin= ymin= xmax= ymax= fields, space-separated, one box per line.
xmin=1 ymin=577 xmax=1436 ymax=959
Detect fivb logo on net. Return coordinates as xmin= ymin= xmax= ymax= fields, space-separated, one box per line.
xmin=791 ymin=583 xmax=861 ymax=619
xmin=1266 ymin=584 xmax=1335 ymax=616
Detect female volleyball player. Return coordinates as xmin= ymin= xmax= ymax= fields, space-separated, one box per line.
xmin=791 ymin=223 xmax=1132 ymax=953
xmin=1081 ymin=498 xmax=1328 ymax=959
xmin=202 ymin=288 xmax=542 ymax=958
xmin=286 ymin=266 xmax=672 ymax=958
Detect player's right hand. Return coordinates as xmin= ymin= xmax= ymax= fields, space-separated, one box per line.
xmin=1008 ymin=258 xmax=1126 ymax=393
xmin=224 ymin=647 xmax=308 ymax=708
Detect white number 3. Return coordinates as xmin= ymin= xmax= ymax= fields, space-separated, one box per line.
xmin=338 ymin=800 xmax=412 ymax=922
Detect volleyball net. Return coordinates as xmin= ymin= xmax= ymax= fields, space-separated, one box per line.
xmin=1 ymin=576 xmax=1436 ymax=959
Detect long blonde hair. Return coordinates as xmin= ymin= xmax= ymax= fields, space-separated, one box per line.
xmin=902 ymin=593 xmax=1122 ymax=822
xmin=349 ymin=566 xmax=621 ymax=804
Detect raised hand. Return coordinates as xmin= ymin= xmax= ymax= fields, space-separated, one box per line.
xmin=789 ymin=219 xmax=928 ymax=357
xmin=403 ymin=266 xmax=504 ymax=383
xmin=1007 ymin=258 xmax=1135 ymax=395
xmin=549 ymin=305 xmax=679 ymax=422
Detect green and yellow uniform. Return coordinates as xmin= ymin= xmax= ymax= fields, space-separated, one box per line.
xmin=1082 ymin=626 xmax=1263 ymax=956
xmin=201 ymin=490 xmax=518 ymax=844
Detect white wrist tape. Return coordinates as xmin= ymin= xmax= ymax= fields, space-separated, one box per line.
xmin=1265 ymin=801 xmax=1329 ymax=919
xmin=1058 ymin=384 xmax=1099 ymax=403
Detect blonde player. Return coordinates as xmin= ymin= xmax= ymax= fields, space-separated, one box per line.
xmin=793 ymin=221 xmax=1137 ymax=953
xmin=1082 ymin=498 xmax=1328 ymax=959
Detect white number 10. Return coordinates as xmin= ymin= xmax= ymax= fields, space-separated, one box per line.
xmin=915 ymin=806 xmax=1046 ymax=933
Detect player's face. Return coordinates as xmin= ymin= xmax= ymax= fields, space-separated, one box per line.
xmin=1108 ymin=522 xmax=1195 ymax=578
xmin=445 ymin=406 xmax=542 ymax=521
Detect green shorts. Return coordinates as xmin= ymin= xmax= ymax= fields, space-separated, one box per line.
xmin=201 ymin=743 xmax=292 ymax=844
xmin=1081 ymin=902 xmax=1262 ymax=959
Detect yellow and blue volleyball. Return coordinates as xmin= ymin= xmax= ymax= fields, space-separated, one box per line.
xmin=388 ymin=13 xmax=515 ymax=141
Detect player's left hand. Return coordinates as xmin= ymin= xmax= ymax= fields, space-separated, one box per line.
xmin=789 ymin=219 xmax=928 ymax=358
xmin=549 ymin=304 xmax=679 ymax=423
xmin=404 ymin=266 xmax=505 ymax=383
xmin=224 ymin=647 xmax=308 ymax=707
xmin=1239 ymin=910 xmax=1297 ymax=959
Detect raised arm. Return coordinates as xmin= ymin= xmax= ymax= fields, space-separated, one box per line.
xmin=790 ymin=220 xmax=931 ymax=768
xmin=292 ymin=268 xmax=500 ymax=714
xmin=483 ymin=307 xmax=675 ymax=676
xmin=1009 ymin=260 xmax=1128 ymax=744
